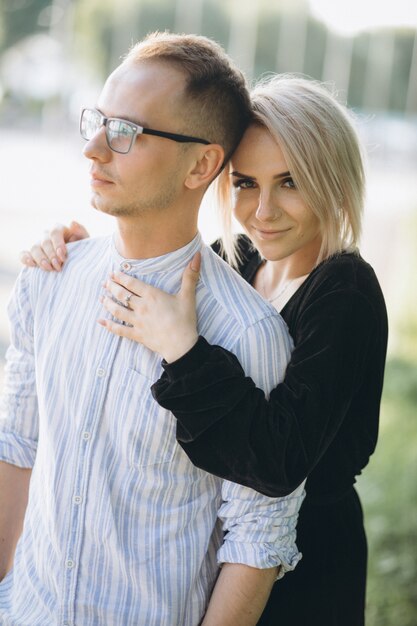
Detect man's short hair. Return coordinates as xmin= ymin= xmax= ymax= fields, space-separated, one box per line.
xmin=124 ymin=32 xmax=252 ymax=162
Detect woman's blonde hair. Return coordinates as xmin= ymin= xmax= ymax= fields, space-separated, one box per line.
xmin=217 ymin=74 xmax=366 ymax=267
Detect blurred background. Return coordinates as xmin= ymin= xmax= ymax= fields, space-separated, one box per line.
xmin=0 ymin=1 xmax=416 ymax=623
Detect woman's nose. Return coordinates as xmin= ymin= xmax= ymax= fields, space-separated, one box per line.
xmin=255 ymin=192 xmax=281 ymax=222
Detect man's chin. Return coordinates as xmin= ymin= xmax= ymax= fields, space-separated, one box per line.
xmin=91 ymin=198 xmax=124 ymax=217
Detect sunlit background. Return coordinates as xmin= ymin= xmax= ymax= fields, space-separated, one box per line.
xmin=0 ymin=1 xmax=416 ymax=623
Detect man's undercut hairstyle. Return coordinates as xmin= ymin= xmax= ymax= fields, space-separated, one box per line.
xmin=124 ymin=32 xmax=252 ymax=162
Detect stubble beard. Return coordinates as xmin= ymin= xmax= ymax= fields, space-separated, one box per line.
xmin=91 ymin=181 xmax=178 ymax=218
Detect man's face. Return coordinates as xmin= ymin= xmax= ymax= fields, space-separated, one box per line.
xmin=83 ymin=60 xmax=193 ymax=218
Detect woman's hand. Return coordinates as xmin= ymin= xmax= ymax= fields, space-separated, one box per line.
xmin=99 ymin=253 xmax=201 ymax=363
xmin=20 ymin=221 xmax=89 ymax=271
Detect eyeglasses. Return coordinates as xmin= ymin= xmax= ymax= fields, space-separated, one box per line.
xmin=80 ymin=108 xmax=210 ymax=154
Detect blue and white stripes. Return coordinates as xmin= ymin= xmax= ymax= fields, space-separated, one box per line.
xmin=0 ymin=233 xmax=304 ymax=626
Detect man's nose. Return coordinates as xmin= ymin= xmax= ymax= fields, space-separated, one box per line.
xmin=83 ymin=127 xmax=111 ymax=162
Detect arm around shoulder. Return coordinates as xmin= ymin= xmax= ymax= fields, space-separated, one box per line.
xmin=152 ymin=283 xmax=387 ymax=497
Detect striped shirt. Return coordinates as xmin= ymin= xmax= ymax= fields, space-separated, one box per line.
xmin=0 ymin=233 xmax=304 ymax=626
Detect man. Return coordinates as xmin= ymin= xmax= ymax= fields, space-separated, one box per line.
xmin=0 ymin=33 xmax=304 ymax=625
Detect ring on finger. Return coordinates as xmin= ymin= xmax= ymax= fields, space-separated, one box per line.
xmin=124 ymin=292 xmax=133 ymax=309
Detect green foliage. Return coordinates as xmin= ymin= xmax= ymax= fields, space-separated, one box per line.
xmin=357 ymin=357 xmax=417 ymax=625
xmin=358 ymin=212 xmax=417 ymax=625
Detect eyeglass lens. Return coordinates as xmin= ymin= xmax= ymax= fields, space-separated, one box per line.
xmin=81 ymin=110 xmax=135 ymax=153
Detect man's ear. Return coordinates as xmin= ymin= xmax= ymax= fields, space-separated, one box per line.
xmin=184 ymin=145 xmax=225 ymax=190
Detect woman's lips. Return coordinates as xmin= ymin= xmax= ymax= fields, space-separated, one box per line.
xmin=254 ymin=227 xmax=291 ymax=239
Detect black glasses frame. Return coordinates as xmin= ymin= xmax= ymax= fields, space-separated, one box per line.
xmin=80 ymin=108 xmax=210 ymax=154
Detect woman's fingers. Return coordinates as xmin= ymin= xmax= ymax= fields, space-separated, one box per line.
xmin=110 ymin=271 xmax=149 ymax=298
xmin=104 ymin=279 xmax=138 ymax=309
xmin=66 ymin=221 xmax=90 ymax=245
xmin=49 ymin=224 xmax=68 ymax=262
xmin=100 ymin=258 xmax=201 ymax=361
xmin=19 ymin=250 xmax=37 ymax=267
xmin=179 ymin=252 xmax=201 ymax=300
xmin=97 ymin=317 xmax=136 ymax=340
xmin=40 ymin=235 xmax=63 ymax=270
xmin=19 ymin=222 xmax=90 ymax=271
xmin=20 ymin=243 xmax=55 ymax=271
xmin=100 ymin=294 xmax=135 ymax=324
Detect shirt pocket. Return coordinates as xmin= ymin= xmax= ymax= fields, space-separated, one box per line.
xmin=116 ymin=366 xmax=177 ymax=468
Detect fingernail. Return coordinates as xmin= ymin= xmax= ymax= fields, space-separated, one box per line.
xmin=51 ymin=258 xmax=61 ymax=271
xmin=57 ymin=247 xmax=66 ymax=261
xmin=41 ymin=260 xmax=52 ymax=271
xmin=190 ymin=258 xmax=199 ymax=272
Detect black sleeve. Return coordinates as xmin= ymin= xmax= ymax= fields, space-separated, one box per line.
xmin=151 ymin=287 xmax=379 ymax=497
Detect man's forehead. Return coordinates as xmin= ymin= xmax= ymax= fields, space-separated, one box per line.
xmin=105 ymin=60 xmax=186 ymax=98
xmin=98 ymin=60 xmax=187 ymax=121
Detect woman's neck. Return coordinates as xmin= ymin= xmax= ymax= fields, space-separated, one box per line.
xmin=253 ymin=253 xmax=317 ymax=311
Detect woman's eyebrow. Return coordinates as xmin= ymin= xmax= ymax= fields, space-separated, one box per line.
xmin=231 ymin=170 xmax=291 ymax=179
xmin=231 ymin=170 xmax=256 ymax=179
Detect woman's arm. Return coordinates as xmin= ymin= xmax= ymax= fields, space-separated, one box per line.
xmin=96 ymin=257 xmax=386 ymax=498
xmin=151 ymin=286 xmax=386 ymax=497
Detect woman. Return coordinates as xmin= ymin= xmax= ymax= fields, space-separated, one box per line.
xmin=22 ymin=75 xmax=388 ymax=626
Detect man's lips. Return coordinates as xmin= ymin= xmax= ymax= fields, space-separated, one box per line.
xmin=90 ymin=171 xmax=114 ymax=186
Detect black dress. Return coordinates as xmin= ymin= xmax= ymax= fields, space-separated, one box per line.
xmin=152 ymin=235 xmax=388 ymax=626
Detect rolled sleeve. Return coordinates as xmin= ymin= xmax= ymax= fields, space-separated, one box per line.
xmin=217 ymin=480 xmax=305 ymax=579
xmin=215 ymin=309 xmax=303 ymax=578
xmin=0 ymin=270 xmax=39 ymax=468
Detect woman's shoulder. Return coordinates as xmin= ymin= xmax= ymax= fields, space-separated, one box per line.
xmin=304 ymin=250 xmax=386 ymax=317
xmin=312 ymin=251 xmax=379 ymax=288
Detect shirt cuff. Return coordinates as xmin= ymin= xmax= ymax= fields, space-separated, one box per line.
xmin=159 ymin=336 xmax=213 ymax=382
xmin=217 ymin=540 xmax=303 ymax=580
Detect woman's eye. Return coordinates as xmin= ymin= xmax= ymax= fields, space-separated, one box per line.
xmin=233 ymin=179 xmax=255 ymax=190
xmin=282 ymin=177 xmax=296 ymax=189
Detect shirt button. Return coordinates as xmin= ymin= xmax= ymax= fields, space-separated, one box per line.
xmin=66 ymin=559 xmax=75 ymax=569
xmin=120 ymin=261 xmax=131 ymax=271
xmin=82 ymin=431 xmax=91 ymax=441
xmin=97 ymin=368 xmax=106 ymax=378
xmin=73 ymin=495 xmax=82 ymax=505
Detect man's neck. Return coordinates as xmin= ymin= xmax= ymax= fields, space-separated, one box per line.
xmin=115 ymin=217 xmax=198 ymax=260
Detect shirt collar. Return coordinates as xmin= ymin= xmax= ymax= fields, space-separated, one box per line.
xmin=110 ymin=232 xmax=203 ymax=275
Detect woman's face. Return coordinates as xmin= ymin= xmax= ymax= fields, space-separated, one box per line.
xmin=230 ymin=124 xmax=322 ymax=263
